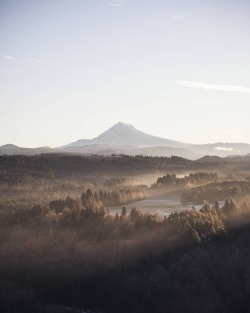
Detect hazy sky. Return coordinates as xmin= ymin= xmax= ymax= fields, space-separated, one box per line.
xmin=1 ymin=0 xmax=250 ymax=147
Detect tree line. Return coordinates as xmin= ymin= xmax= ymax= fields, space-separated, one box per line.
xmin=152 ymin=172 xmax=218 ymax=188
xmin=181 ymin=180 xmax=250 ymax=204
xmin=81 ymin=188 xmax=146 ymax=208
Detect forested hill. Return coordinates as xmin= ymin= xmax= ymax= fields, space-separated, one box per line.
xmin=0 ymin=154 xmax=195 ymax=182
xmin=0 ymin=154 xmax=250 ymax=183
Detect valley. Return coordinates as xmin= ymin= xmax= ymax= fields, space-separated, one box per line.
xmin=1 ymin=0 xmax=249 ymax=312
xmin=108 ymin=192 xmax=204 ymax=217
xmin=1 ymin=153 xmax=250 ymax=313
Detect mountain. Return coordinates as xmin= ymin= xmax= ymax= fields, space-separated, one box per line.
xmin=60 ymin=123 xmax=250 ymax=159
xmin=60 ymin=122 xmax=200 ymax=159
xmin=64 ymin=122 xmax=188 ymax=148
xmin=1 ymin=122 xmax=250 ymax=160
xmin=0 ymin=144 xmax=53 ymax=155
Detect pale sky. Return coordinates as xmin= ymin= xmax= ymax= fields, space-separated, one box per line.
xmin=0 ymin=0 xmax=250 ymax=147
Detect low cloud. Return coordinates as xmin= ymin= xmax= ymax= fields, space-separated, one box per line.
xmin=106 ymin=0 xmax=127 ymax=7
xmin=106 ymin=3 xmax=122 ymax=7
xmin=36 ymin=59 xmax=47 ymax=63
xmin=214 ymin=147 xmax=233 ymax=151
xmin=174 ymin=81 xmax=250 ymax=93
xmin=2 ymin=55 xmax=14 ymax=60
xmin=2 ymin=54 xmax=49 ymax=64
xmin=173 ymin=14 xmax=188 ymax=21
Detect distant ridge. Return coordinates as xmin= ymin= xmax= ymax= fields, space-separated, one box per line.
xmin=1 ymin=122 xmax=250 ymax=159
xmin=1 ymin=144 xmax=19 ymax=149
xmin=0 ymin=144 xmax=52 ymax=155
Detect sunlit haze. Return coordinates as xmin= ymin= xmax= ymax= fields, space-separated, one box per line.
xmin=1 ymin=0 xmax=250 ymax=147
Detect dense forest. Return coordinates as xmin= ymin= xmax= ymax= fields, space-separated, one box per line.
xmin=0 ymin=190 xmax=250 ymax=312
xmin=0 ymin=154 xmax=195 ymax=184
xmin=152 ymin=172 xmax=218 ymax=189
xmin=1 ymin=154 xmax=250 ymax=184
xmin=1 ymin=154 xmax=250 ymax=312
xmin=181 ymin=180 xmax=250 ymax=204
xmin=81 ymin=188 xmax=146 ymax=207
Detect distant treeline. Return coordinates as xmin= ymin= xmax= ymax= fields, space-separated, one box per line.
xmin=181 ymin=180 xmax=250 ymax=204
xmin=82 ymin=188 xmax=146 ymax=207
xmin=0 ymin=154 xmax=195 ymax=183
xmin=153 ymin=172 xmax=218 ymax=188
xmin=1 ymin=154 xmax=250 ymax=184
xmin=48 ymin=187 xmax=146 ymax=215
xmin=104 ymin=177 xmax=129 ymax=188
xmin=2 ymin=154 xmax=250 ymax=187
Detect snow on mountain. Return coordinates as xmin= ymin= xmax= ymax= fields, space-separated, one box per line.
xmin=2 ymin=123 xmax=250 ymax=159
xmin=64 ymin=122 xmax=188 ymax=148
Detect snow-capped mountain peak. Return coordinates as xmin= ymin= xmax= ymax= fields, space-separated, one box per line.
xmin=66 ymin=122 xmax=186 ymax=147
